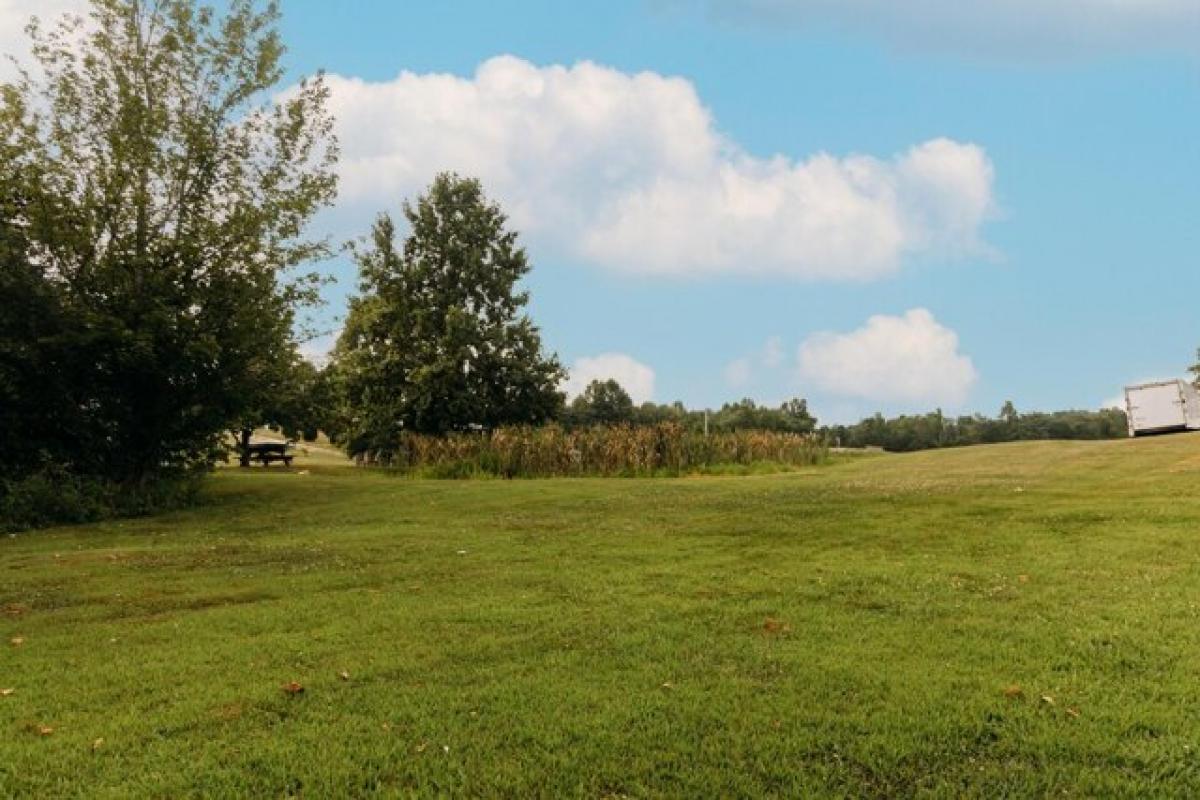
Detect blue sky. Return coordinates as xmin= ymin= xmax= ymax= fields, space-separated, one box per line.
xmin=8 ymin=0 xmax=1197 ymax=422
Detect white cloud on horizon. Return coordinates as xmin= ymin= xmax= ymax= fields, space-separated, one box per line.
xmin=762 ymin=335 xmax=785 ymax=368
xmin=724 ymin=335 xmax=788 ymax=388
xmin=723 ymin=356 xmax=753 ymax=388
xmin=797 ymin=308 xmax=977 ymax=407
xmin=320 ymin=56 xmax=996 ymax=280
xmin=697 ymin=0 xmax=1200 ymax=59
xmin=563 ymin=353 xmax=657 ymax=404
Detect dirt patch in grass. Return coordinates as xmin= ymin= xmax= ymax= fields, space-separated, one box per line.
xmin=125 ymin=543 xmax=338 ymax=573
xmin=2 ymin=602 xmax=29 ymax=617
xmin=99 ymin=589 xmax=280 ymax=621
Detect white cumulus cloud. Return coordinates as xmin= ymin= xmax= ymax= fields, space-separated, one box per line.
xmin=724 ymin=335 xmax=786 ymax=388
xmin=320 ymin=56 xmax=995 ymax=280
xmin=762 ymin=335 xmax=785 ymax=368
xmin=697 ymin=0 xmax=1200 ymax=58
xmin=797 ymin=308 xmax=977 ymax=407
xmin=563 ymin=353 xmax=657 ymax=404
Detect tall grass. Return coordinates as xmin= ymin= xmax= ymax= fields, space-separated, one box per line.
xmin=356 ymin=423 xmax=827 ymax=477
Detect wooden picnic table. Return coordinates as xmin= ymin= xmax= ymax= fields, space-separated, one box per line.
xmin=242 ymin=441 xmax=294 ymax=467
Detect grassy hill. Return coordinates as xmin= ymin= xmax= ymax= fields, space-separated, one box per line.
xmin=3 ymin=436 xmax=1200 ymax=796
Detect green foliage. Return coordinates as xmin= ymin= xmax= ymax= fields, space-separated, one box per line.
xmin=330 ymin=173 xmax=565 ymax=452
xmin=824 ymin=404 xmax=1128 ymax=452
xmin=711 ymin=397 xmax=817 ymax=434
xmin=0 ymin=0 xmax=336 ymax=516
xmin=0 ymin=467 xmax=203 ymax=532
xmin=356 ymin=423 xmax=827 ymax=477
xmin=556 ymin=387 xmax=819 ymax=435
xmin=563 ymin=379 xmax=636 ymax=426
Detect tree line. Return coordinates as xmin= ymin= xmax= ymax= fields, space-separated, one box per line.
xmin=822 ymin=403 xmax=1127 ymax=453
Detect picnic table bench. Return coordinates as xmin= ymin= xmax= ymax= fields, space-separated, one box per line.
xmin=242 ymin=441 xmax=294 ymax=467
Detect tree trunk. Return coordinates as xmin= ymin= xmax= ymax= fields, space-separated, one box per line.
xmin=238 ymin=427 xmax=252 ymax=468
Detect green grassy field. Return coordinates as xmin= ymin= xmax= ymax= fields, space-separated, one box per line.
xmin=3 ymin=436 xmax=1200 ymax=797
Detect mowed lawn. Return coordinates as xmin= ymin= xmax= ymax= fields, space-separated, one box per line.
xmin=4 ymin=437 xmax=1200 ymax=797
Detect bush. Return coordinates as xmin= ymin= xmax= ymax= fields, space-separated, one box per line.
xmin=357 ymin=423 xmax=827 ymax=478
xmin=0 ymin=468 xmax=205 ymax=533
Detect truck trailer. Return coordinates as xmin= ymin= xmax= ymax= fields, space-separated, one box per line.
xmin=1124 ymin=380 xmax=1200 ymax=437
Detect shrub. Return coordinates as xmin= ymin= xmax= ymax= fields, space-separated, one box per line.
xmin=0 ymin=468 xmax=205 ymax=533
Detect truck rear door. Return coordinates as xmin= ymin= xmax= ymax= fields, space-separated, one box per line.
xmin=1128 ymin=382 xmax=1186 ymax=434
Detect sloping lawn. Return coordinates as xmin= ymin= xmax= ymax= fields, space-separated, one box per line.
xmin=3 ymin=436 xmax=1200 ymax=797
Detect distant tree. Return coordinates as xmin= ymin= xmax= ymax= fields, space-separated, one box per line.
xmin=1000 ymin=400 xmax=1019 ymax=439
xmin=820 ymin=406 xmax=1126 ymax=452
xmin=633 ymin=400 xmax=688 ymax=427
xmin=715 ymin=399 xmax=763 ymax=431
xmin=778 ymin=398 xmax=818 ymax=434
xmin=332 ymin=173 xmax=564 ymax=452
xmin=710 ymin=397 xmax=816 ymax=434
xmin=0 ymin=0 xmax=336 ymax=488
xmin=567 ymin=379 xmax=635 ymax=426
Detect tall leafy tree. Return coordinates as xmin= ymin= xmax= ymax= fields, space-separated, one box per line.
xmin=0 ymin=0 xmax=337 ymax=486
xmin=566 ymin=379 xmax=635 ymax=427
xmin=333 ymin=173 xmax=564 ymax=452
xmin=777 ymin=398 xmax=818 ymax=434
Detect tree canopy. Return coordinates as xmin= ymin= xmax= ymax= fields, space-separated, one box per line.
xmin=822 ymin=404 xmax=1127 ymax=452
xmin=564 ymin=379 xmax=636 ymax=427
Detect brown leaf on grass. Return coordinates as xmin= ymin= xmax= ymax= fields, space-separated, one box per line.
xmin=10 ymin=636 xmax=24 ymax=647
xmin=338 ymin=670 xmax=350 ymax=681
xmin=1002 ymin=684 xmax=1023 ymax=699
xmin=33 ymin=724 xmax=53 ymax=736
xmin=1065 ymin=707 xmax=1081 ymax=718
xmin=1 ymin=688 xmax=14 ymax=697
xmin=92 ymin=738 xmax=105 ymax=751
xmin=1040 ymin=695 xmax=1056 ymax=706
xmin=282 ymin=681 xmax=304 ymax=695
xmin=416 ymin=741 xmax=428 ymax=753
xmin=660 ymin=682 xmax=674 ymax=690
xmin=762 ymin=617 xmax=791 ymax=636
xmin=1017 ymin=574 xmax=1030 ymax=584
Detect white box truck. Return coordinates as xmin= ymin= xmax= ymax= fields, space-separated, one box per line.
xmin=1124 ymin=380 xmax=1200 ymax=437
